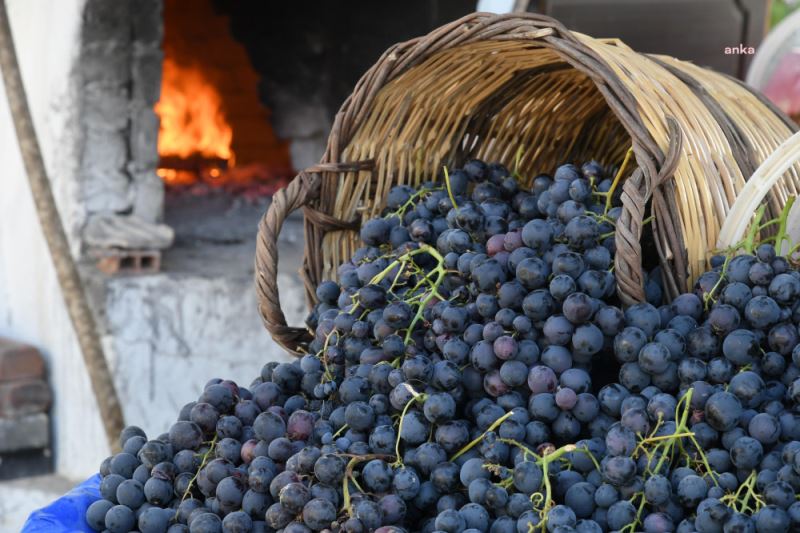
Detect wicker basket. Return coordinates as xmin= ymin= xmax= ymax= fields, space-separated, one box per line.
xmin=255 ymin=13 xmax=800 ymax=355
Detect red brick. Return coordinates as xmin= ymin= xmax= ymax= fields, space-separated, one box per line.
xmin=92 ymin=248 xmax=161 ymax=275
xmin=0 ymin=338 xmax=45 ymax=382
xmin=0 ymin=379 xmax=51 ymax=417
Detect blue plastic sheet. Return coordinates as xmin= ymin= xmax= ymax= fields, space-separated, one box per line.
xmin=21 ymin=474 xmax=101 ymax=533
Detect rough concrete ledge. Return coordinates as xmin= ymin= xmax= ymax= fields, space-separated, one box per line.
xmin=101 ymin=258 xmax=305 ymax=440
xmin=77 ymin=199 xmax=310 ymax=457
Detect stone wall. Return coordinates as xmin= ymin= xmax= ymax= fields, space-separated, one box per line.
xmin=80 ymin=0 xmax=165 ymax=246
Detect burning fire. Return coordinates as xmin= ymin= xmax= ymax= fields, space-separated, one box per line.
xmin=155 ymin=0 xmax=293 ymax=193
xmin=156 ymin=57 xmax=235 ymax=186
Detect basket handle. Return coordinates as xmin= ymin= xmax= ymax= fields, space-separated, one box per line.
xmin=717 ymin=130 xmax=800 ymax=251
xmin=616 ymin=117 xmax=683 ymax=305
xmin=255 ymin=161 xmax=372 ymax=355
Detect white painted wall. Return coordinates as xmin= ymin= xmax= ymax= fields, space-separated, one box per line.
xmin=0 ymin=0 xmax=107 ymax=480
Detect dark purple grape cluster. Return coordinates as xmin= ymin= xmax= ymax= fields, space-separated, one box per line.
xmin=86 ymin=159 xmax=800 ymax=533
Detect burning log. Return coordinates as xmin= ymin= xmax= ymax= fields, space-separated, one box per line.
xmin=158 ymin=154 xmax=229 ymax=187
xmin=158 ymin=154 xmax=229 ymax=173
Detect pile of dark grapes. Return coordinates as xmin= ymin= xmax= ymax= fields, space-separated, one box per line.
xmin=86 ymin=159 xmax=800 ymax=533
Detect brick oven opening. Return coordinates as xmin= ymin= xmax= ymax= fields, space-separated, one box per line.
xmin=157 ymin=0 xmax=292 ymax=193
xmin=78 ymin=0 xmax=475 ymax=275
xmin=155 ymin=0 xmax=296 ymax=256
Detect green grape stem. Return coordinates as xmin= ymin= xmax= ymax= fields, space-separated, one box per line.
xmin=498 ymin=437 xmax=602 ymax=531
xmin=443 ymin=166 xmax=459 ymax=212
xmin=386 ymin=187 xmax=443 ymax=220
xmin=720 ymin=470 xmax=765 ymax=515
xmin=341 ymin=453 xmax=395 ymax=517
xmin=769 ymin=196 xmax=796 ymax=254
xmin=450 ymin=411 xmax=514 ymax=462
xmin=497 ymin=437 xmax=539 ymax=461
xmin=175 ymin=435 xmax=218 ymax=515
xmin=512 ymin=145 xmax=525 ymax=180
xmin=332 ymin=423 xmax=349 ymax=439
xmin=498 ymin=476 xmax=515 ymax=489
xmin=391 ymin=389 xmax=427 ymax=468
xmin=625 ymin=388 xmax=719 ymax=531
xmin=635 ymin=388 xmax=716 ymax=483
xmin=715 ymin=199 xmax=793 ymax=263
xmin=319 ymin=328 xmax=337 ymax=381
xmin=384 ymin=247 xmax=446 ymax=338
xmin=603 ymin=147 xmax=633 ymax=215
xmin=704 ymin=253 xmax=732 ymax=309
xmin=365 ymin=244 xmax=448 ymax=344
xmin=529 ymin=443 xmax=587 ymax=532
xmin=620 ymin=492 xmax=647 ymax=533
xmin=704 ymin=198 xmax=798 ymax=307
xmin=743 ymin=205 xmax=768 ymax=255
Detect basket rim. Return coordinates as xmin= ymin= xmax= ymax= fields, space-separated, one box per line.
xmin=254 ymin=12 xmax=789 ymax=354
xmin=255 ymin=12 xmax=666 ymax=354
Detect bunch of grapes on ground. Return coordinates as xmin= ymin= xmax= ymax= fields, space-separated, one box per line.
xmin=87 ymin=155 xmax=800 ymax=533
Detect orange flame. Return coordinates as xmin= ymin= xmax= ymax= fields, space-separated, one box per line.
xmin=155 ymin=0 xmax=293 ymax=191
xmin=155 ymin=57 xmax=234 ymax=183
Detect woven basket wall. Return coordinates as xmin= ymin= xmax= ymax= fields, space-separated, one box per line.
xmin=256 ymin=13 xmax=800 ymax=354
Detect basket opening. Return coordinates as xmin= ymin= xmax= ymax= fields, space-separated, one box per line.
xmin=455 ymin=65 xmax=632 ymax=186
xmin=324 ymin=41 xmax=635 ymax=283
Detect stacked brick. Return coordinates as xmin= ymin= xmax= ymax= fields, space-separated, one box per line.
xmin=0 ymin=338 xmax=51 ymax=456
